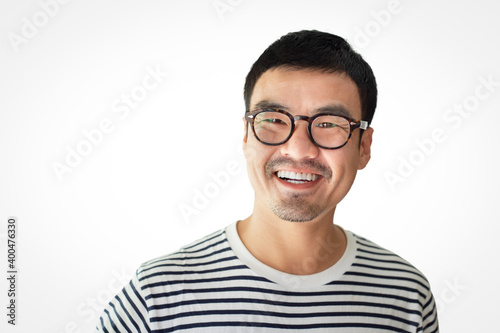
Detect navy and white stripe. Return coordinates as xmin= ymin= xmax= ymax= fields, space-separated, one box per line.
xmin=96 ymin=223 xmax=439 ymax=332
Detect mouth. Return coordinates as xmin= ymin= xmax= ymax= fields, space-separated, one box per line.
xmin=275 ymin=170 xmax=321 ymax=184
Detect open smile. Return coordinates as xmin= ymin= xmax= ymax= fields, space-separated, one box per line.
xmin=275 ymin=170 xmax=321 ymax=184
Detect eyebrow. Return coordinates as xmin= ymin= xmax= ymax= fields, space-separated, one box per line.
xmin=316 ymin=105 xmax=353 ymax=118
xmin=251 ymin=100 xmax=354 ymax=118
xmin=252 ymin=100 xmax=288 ymax=111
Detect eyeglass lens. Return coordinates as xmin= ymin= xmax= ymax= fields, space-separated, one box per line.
xmin=253 ymin=111 xmax=350 ymax=148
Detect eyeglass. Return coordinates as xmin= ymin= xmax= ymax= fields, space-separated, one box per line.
xmin=245 ymin=108 xmax=368 ymax=150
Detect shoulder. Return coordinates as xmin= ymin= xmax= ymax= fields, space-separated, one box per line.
xmin=343 ymin=231 xmax=439 ymax=331
xmin=347 ymin=231 xmax=432 ymax=296
xmin=135 ymin=227 xmax=233 ymax=283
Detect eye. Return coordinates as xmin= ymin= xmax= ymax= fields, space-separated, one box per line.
xmin=315 ymin=122 xmax=338 ymax=128
xmin=260 ymin=118 xmax=287 ymax=125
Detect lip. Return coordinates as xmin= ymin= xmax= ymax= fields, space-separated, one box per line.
xmin=275 ymin=168 xmax=322 ymax=175
xmin=273 ymin=169 xmax=323 ymax=190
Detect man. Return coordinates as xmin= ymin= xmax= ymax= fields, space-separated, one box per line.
xmin=96 ymin=30 xmax=439 ymax=332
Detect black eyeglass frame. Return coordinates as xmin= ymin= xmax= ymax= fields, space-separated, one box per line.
xmin=245 ymin=108 xmax=369 ymax=150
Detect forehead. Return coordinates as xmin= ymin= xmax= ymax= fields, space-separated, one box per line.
xmin=250 ymin=68 xmax=362 ymax=119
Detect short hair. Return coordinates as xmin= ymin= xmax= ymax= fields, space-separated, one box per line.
xmin=244 ymin=30 xmax=377 ymax=125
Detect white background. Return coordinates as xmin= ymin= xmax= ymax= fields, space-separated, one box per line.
xmin=1 ymin=0 xmax=499 ymax=332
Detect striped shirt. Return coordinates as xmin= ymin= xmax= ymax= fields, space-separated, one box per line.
xmin=96 ymin=222 xmax=439 ymax=332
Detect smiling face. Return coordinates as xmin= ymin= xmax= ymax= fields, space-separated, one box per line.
xmin=243 ymin=68 xmax=373 ymax=223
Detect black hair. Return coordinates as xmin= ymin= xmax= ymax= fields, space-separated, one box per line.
xmin=244 ymin=30 xmax=377 ymax=125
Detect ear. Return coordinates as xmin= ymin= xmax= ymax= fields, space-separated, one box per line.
xmin=357 ymin=127 xmax=373 ymax=170
xmin=242 ymin=117 xmax=249 ymax=159
xmin=243 ymin=117 xmax=248 ymax=144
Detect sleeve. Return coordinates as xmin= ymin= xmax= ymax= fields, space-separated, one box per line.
xmin=95 ymin=269 xmax=152 ymax=333
xmin=420 ymin=290 xmax=439 ymax=333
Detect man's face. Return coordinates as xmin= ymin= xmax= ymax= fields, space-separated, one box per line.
xmin=243 ymin=68 xmax=373 ymax=223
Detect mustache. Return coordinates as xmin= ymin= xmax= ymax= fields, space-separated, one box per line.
xmin=265 ymin=157 xmax=333 ymax=181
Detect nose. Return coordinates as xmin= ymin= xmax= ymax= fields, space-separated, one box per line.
xmin=279 ymin=119 xmax=319 ymax=160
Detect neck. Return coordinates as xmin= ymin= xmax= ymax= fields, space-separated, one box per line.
xmin=237 ymin=207 xmax=346 ymax=275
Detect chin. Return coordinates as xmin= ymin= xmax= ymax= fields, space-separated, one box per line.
xmin=269 ymin=197 xmax=323 ymax=223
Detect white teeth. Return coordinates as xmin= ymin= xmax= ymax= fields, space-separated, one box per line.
xmin=276 ymin=170 xmax=319 ymax=182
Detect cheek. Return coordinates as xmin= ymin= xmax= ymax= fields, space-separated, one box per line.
xmin=244 ymin=142 xmax=261 ymax=168
xmin=327 ymin=149 xmax=360 ymax=186
xmin=244 ymin=142 xmax=274 ymax=183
